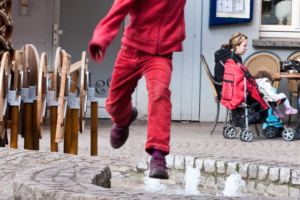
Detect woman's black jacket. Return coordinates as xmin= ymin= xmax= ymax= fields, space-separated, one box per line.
xmin=214 ymin=48 xmax=242 ymax=100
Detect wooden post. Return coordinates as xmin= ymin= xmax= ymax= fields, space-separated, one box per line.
xmin=64 ymin=107 xmax=71 ymax=153
xmin=50 ymin=106 xmax=58 ymax=152
xmin=32 ymin=100 xmax=39 ymax=150
xmin=10 ymin=106 xmax=19 ymax=149
xmin=24 ymin=103 xmax=32 ymax=150
xmin=70 ymin=109 xmax=79 ymax=155
xmin=91 ymin=102 xmax=98 ymax=156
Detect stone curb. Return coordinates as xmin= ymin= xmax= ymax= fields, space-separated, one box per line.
xmin=136 ymin=155 xmax=300 ymax=198
xmin=9 ymin=147 xmax=298 ymax=199
xmin=11 ymin=149 xmax=236 ymax=200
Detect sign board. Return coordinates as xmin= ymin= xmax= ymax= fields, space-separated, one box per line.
xmin=210 ymin=0 xmax=253 ymax=27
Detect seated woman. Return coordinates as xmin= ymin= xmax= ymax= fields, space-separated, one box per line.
xmin=214 ymin=32 xmax=248 ymax=100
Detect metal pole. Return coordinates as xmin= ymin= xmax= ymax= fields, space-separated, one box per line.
xmin=244 ymin=77 xmax=248 ymax=130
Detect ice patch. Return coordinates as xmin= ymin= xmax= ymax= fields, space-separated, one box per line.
xmin=184 ymin=166 xmax=201 ymax=195
xmin=223 ymin=172 xmax=246 ymax=197
xmin=143 ymin=170 xmax=167 ymax=192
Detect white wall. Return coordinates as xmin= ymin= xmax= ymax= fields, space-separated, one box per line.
xmin=11 ymin=0 xmax=47 ymax=55
xmin=11 ymin=0 xmax=60 ymax=68
xmin=200 ymin=1 xmax=299 ymax=122
xmin=10 ymin=0 xmax=299 ymax=122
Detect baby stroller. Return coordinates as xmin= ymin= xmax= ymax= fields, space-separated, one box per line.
xmin=220 ymin=50 xmax=297 ymax=142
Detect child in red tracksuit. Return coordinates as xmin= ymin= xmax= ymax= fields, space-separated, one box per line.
xmin=89 ymin=0 xmax=186 ymax=179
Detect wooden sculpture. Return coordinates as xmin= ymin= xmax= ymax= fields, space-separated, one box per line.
xmin=79 ymin=52 xmax=88 ymax=133
xmin=10 ymin=49 xmax=24 ymax=149
xmin=0 ymin=52 xmax=11 ymax=146
xmin=48 ymin=47 xmax=64 ymax=152
xmin=37 ymin=53 xmax=48 ymax=139
xmin=21 ymin=44 xmax=39 ymax=150
xmin=55 ymin=52 xmax=71 ymax=144
xmin=12 ymin=49 xmax=24 ymax=91
xmin=0 ymin=0 xmax=13 ymax=58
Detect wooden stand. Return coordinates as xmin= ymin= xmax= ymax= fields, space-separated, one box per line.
xmin=70 ymin=109 xmax=79 ymax=155
xmin=10 ymin=106 xmax=19 ymax=149
xmin=50 ymin=106 xmax=58 ymax=152
xmin=64 ymin=107 xmax=71 ymax=153
xmin=91 ymin=102 xmax=98 ymax=156
xmin=24 ymin=103 xmax=32 ymax=150
xmin=32 ymin=100 xmax=39 ymax=150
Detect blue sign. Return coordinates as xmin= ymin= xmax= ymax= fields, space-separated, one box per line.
xmin=209 ymin=0 xmax=254 ymax=27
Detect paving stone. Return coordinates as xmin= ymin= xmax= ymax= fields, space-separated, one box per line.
xmin=216 ymin=161 xmax=225 ymax=174
xmin=292 ymin=170 xmax=300 ymax=185
xmin=185 ymin=156 xmax=195 ymax=168
xmin=204 ymin=160 xmax=215 ymax=173
xmin=280 ymin=168 xmax=291 ymax=184
xmin=258 ymin=166 xmax=269 ymax=181
xmin=268 ymin=168 xmax=279 ymax=182
xmin=166 ymin=155 xmax=174 ymax=169
xmin=195 ymin=159 xmax=203 ymax=170
xmin=256 ymin=183 xmax=267 ymax=197
xmin=174 ymin=155 xmax=185 ymax=170
xmin=249 ymin=165 xmax=258 ymax=179
xmin=239 ymin=163 xmax=249 ymax=178
xmin=137 ymin=159 xmax=148 ymax=170
xmin=266 ymin=184 xmax=289 ymax=197
xmin=226 ymin=162 xmax=238 ymax=175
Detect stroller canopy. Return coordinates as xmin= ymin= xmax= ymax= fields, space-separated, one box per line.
xmin=221 ymin=59 xmax=269 ymax=110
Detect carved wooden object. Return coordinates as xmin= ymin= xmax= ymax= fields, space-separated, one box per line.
xmin=55 ymin=52 xmax=71 ymax=143
xmin=37 ymin=53 xmax=48 ymax=139
xmin=0 ymin=52 xmax=10 ymax=141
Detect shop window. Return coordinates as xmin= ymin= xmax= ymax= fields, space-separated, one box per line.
xmin=260 ymin=0 xmax=300 ymax=38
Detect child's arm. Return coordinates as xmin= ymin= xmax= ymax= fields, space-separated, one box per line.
xmin=262 ymin=81 xmax=279 ymax=101
xmin=89 ymin=0 xmax=136 ymax=62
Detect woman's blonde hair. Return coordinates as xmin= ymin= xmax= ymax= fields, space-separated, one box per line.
xmin=221 ymin=32 xmax=248 ymax=49
xmin=255 ymin=70 xmax=272 ymax=82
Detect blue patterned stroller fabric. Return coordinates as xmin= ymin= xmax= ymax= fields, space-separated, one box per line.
xmin=262 ymin=88 xmax=282 ymax=129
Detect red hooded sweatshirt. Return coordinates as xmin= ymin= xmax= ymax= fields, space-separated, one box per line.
xmin=89 ymin=0 xmax=186 ymax=62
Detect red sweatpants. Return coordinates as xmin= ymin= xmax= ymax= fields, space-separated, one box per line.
xmin=105 ymin=43 xmax=172 ymax=155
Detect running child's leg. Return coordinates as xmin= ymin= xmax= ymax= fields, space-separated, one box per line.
xmin=143 ymin=54 xmax=172 ymax=179
xmin=106 ymin=44 xmax=142 ymax=149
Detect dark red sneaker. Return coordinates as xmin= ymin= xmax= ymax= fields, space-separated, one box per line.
xmin=149 ymin=155 xmax=169 ymax=179
xmin=110 ymin=107 xmax=138 ymax=149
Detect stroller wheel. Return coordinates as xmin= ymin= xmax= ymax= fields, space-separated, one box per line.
xmin=242 ymin=130 xmax=253 ymax=142
xmin=225 ymin=127 xmax=236 ymax=139
xmin=282 ymin=128 xmax=296 ymax=141
xmin=263 ymin=126 xmax=278 ymax=138
xmin=223 ymin=126 xmax=229 ymax=138
xmin=239 ymin=129 xmax=245 ymax=141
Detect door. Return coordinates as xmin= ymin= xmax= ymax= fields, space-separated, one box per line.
xmin=60 ymin=0 xmax=123 ymax=118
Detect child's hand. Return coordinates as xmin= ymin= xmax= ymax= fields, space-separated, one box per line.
xmin=90 ymin=45 xmax=102 ymax=60
xmin=95 ymin=49 xmax=102 ymax=60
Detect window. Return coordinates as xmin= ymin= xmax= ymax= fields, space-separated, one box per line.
xmin=260 ymin=0 xmax=300 ymax=38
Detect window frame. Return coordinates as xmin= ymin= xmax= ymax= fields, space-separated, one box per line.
xmin=259 ymin=0 xmax=300 ymax=38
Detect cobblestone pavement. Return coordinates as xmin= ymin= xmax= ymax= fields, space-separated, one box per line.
xmin=2 ymin=120 xmax=300 ymax=199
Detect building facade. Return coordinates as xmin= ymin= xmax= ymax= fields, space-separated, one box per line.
xmin=11 ymin=0 xmax=300 ymax=122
